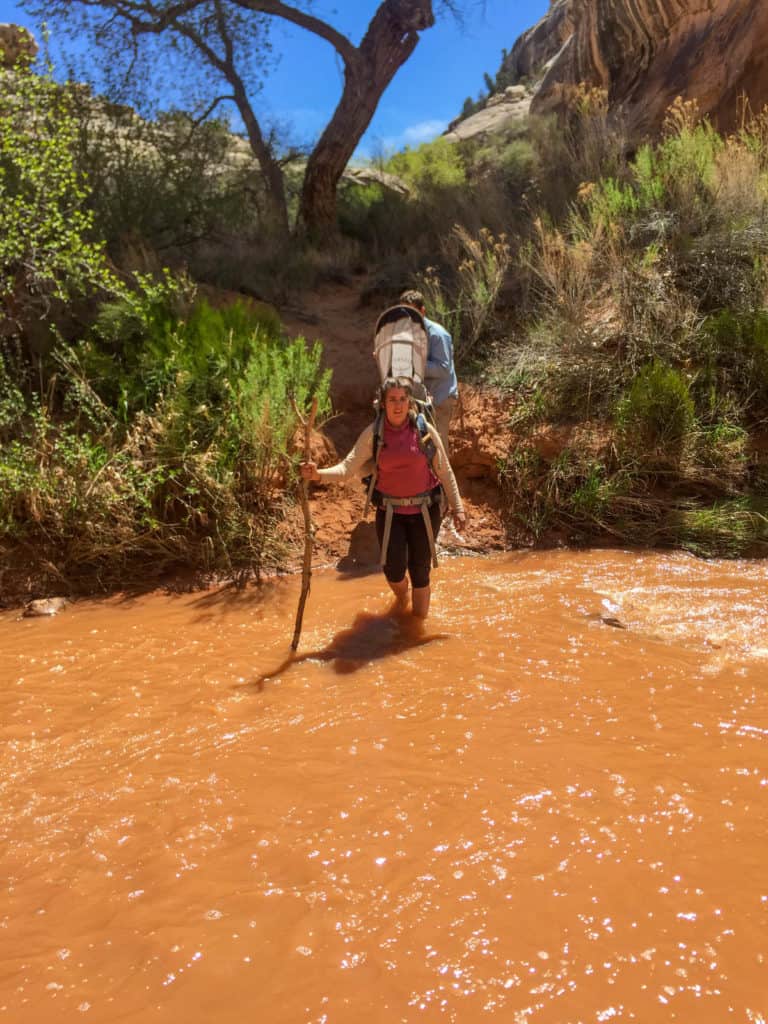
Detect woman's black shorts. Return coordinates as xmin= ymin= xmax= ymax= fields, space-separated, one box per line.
xmin=375 ymin=503 xmax=443 ymax=589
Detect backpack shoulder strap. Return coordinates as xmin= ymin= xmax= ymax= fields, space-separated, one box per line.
xmin=371 ymin=408 xmax=385 ymax=462
xmin=415 ymin=412 xmax=437 ymax=467
xmin=364 ymin=409 xmax=385 ymax=516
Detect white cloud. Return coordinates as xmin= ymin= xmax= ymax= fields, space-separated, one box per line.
xmin=354 ymin=118 xmax=449 ymax=161
xmin=402 ymin=119 xmax=449 ymax=146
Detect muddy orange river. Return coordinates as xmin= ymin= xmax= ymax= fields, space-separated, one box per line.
xmin=1 ymin=549 xmax=767 ymax=1023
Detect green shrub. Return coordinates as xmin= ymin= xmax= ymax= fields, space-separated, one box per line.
xmin=616 ymin=361 xmax=695 ymax=455
xmin=76 ymin=276 xmax=285 ymax=421
xmin=72 ymin=102 xmax=260 ymax=257
xmin=0 ymin=277 xmax=331 ymax=592
xmin=585 ymin=103 xmax=723 ymax=240
xmin=693 ymin=421 xmax=749 ymax=477
xmin=655 ymin=101 xmax=723 ymax=228
xmin=664 ymin=498 xmax=768 ymax=557
xmin=0 ymin=346 xmax=26 ymax=438
xmin=472 ymin=133 xmax=536 ymax=196
xmin=698 ymin=310 xmax=768 ymax=420
xmin=583 ymin=176 xmax=640 ymax=234
xmin=497 ymin=442 xmax=551 ymax=539
xmin=498 ymin=440 xmax=634 ymax=542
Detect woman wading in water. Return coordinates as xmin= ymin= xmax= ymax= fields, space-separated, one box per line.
xmin=300 ymin=377 xmax=465 ymax=618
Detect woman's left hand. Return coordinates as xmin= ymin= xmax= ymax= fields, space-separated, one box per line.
xmin=453 ymin=511 xmax=467 ymax=532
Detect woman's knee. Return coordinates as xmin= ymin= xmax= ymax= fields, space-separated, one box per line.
xmin=408 ymin=562 xmax=431 ymax=589
xmin=383 ymin=564 xmax=407 ymax=585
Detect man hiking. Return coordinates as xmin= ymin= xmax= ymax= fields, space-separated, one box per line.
xmin=399 ymin=289 xmax=458 ymax=456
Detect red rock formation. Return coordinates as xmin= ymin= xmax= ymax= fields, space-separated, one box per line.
xmin=506 ymin=0 xmax=768 ymax=138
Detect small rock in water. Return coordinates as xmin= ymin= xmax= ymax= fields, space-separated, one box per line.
xmin=600 ymin=615 xmax=626 ymax=629
xmin=23 ymin=597 xmax=69 ymax=618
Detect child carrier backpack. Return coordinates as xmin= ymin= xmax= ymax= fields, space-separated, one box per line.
xmin=368 ymin=302 xmax=440 ymax=492
xmin=372 ymin=303 xmax=437 ymax=426
xmin=374 ymin=305 xmax=431 ymax=404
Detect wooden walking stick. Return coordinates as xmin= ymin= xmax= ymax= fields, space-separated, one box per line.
xmin=291 ymin=395 xmax=318 ymax=651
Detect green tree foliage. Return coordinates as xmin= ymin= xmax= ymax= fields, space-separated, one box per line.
xmin=457 ymin=47 xmax=516 ymax=124
xmin=72 ymin=99 xmax=264 ymax=258
xmin=386 ymin=137 xmax=467 ymax=191
xmin=0 ymin=61 xmax=116 ymax=316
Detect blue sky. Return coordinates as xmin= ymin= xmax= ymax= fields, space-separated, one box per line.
xmin=0 ymin=0 xmax=549 ymax=157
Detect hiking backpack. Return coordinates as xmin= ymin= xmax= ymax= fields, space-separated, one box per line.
xmin=372 ymin=303 xmax=438 ymax=424
xmin=373 ymin=305 xmax=431 ymax=402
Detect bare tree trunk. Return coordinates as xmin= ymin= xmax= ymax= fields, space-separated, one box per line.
xmin=232 ymin=81 xmax=290 ymax=237
xmin=298 ymin=0 xmax=435 ymax=237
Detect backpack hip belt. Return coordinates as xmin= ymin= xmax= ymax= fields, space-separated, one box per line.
xmin=378 ymin=490 xmax=439 ymax=570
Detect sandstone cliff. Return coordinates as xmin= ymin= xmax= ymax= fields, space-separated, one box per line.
xmin=503 ymin=0 xmax=768 ymax=139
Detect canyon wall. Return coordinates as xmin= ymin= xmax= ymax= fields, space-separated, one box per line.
xmin=504 ymin=0 xmax=768 ymax=137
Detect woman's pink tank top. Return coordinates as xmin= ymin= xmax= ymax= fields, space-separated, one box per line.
xmin=376 ymin=420 xmax=438 ymax=515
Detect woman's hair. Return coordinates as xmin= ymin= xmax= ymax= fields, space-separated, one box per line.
xmin=379 ymin=376 xmax=417 ymax=424
xmin=380 ymin=375 xmax=413 ymax=399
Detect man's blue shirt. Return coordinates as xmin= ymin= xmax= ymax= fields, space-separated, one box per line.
xmin=424 ymin=317 xmax=458 ymax=407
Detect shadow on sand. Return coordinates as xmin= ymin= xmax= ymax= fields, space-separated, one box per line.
xmin=246 ymin=605 xmax=449 ymax=689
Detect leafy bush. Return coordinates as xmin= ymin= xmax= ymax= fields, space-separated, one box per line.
xmin=0 ymin=60 xmax=118 ymax=319
xmin=0 ymin=344 xmax=26 ymax=438
xmin=698 ymin=310 xmax=768 ymax=421
xmin=71 ymin=100 xmax=259 ymax=258
xmin=498 ymin=438 xmax=637 ymax=543
xmin=79 ymin=275 xmax=284 ymax=418
xmin=497 ymin=427 xmax=766 ymax=556
xmin=692 ymin=421 xmax=749 ymax=487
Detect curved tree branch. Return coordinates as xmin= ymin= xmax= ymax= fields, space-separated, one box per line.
xmin=187 ymin=91 xmax=235 ymax=127
xmin=167 ymin=6 xmax=289 ymax=231
xmin=230 ymin=0 xmax=358 ymax=69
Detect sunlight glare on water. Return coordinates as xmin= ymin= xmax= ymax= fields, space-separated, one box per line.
xmin=1 ymin=549 xmax=767 ymax=1023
